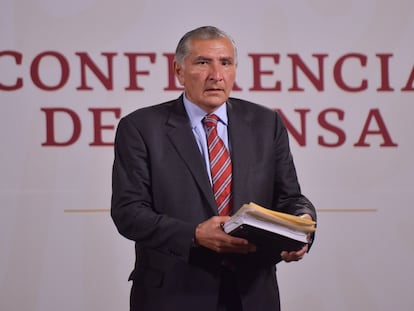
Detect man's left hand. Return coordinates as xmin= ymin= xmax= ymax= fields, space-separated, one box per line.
xmin=280 ymin=213 xmax=312 ymax=262
xmin=280 ymin=243 xmax=308 ymax=262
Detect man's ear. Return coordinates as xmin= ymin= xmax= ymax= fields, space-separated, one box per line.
xmin=174 ymin=61 xmax=185 ymax=86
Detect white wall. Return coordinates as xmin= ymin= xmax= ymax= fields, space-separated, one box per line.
xmin=1 ymin=1 xmax=413 ymax=310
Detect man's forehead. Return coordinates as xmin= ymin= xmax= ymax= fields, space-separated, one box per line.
xmin=187 ymin=38 xmax=234 ymax=58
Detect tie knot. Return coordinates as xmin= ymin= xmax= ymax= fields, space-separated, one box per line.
xmin=203 ymin=114 xmax=219 ymax=129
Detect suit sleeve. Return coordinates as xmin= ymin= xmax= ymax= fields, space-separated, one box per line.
xmin=110 ymin=116 xmax=196 ymax=261
xmin=271 ymin=112 xmax=317 ymax=222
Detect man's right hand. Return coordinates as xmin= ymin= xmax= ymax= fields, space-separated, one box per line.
xmin=194 ymin=216 xmax=256 ymax=254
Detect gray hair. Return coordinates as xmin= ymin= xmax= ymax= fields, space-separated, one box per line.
xmin=174 ymin=26 xmax=238 ymax=66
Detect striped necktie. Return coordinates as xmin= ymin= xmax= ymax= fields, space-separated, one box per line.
xmin=203 ymin=114 xmax=232 ymax=216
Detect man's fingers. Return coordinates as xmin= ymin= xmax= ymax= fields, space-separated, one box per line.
xmin=281 ymin=244 xmax=308 ymax=262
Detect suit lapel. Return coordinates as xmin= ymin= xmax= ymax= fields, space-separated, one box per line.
xmin=227 ymin=98 xmax=253 ymax=214
xmin=165 ymin=98 xmax=218 ymax=215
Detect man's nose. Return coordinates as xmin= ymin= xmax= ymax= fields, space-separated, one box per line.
xmin=209 ymin=63 xmax=223 ymax=81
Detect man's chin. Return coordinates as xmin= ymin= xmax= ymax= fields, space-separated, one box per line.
xmin=203 ymin=92 xmax=227 ymax=103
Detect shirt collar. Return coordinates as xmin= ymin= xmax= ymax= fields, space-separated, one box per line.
xmin=182 ymin=93 xmax=228 ymax=129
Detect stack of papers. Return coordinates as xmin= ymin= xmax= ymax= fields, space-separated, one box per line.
xmin=223 ymin=202 xmax=316 ymax=262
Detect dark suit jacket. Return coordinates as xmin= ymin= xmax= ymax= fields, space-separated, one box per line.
xmin=111 ymin=96 xmax=316 ymax=311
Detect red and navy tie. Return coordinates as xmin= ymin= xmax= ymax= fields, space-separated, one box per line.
xmin=203 ymin=114 xmax=232 ymax=216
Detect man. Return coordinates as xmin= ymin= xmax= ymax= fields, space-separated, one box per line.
xmin=111 ymin=26 xmax=316 ymax=311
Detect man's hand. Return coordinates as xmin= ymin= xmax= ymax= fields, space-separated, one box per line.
xmin=281 ymin=213 xmax=312 ymax=263
xmin=280 ymin=244 xmax=309 ymax=262
xmin=195 ymin=216 xmax=256 ymax=254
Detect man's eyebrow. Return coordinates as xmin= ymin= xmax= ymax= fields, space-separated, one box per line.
xmin=219 ymin=56 xmax=234 ymax=62
xmin=194 ymin=56 xmax=212 ymax=61
xmin=193 ymin=56 xmax=234 ymax=62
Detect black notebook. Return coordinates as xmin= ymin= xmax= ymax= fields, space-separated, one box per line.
xmin=223 ymin=202 xmax=316 ymax=264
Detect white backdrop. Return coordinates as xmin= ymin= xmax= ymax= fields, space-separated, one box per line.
xmin=1 ymin=1 xmax=413 ymax=310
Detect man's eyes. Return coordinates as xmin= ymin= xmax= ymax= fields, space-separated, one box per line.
xmin=195 ymin=60 xmax=233 ymax=65
xmin=221 ymin=60 xmax=233 ymax=66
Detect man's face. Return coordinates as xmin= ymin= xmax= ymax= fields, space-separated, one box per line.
xmin=174 ymin=37 xmax=236 ymax=113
